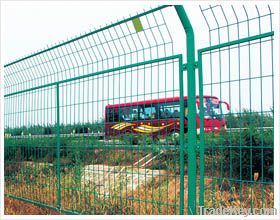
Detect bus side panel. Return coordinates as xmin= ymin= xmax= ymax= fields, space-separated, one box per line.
xmin=203 ymin=117 xmax=226 ymax=132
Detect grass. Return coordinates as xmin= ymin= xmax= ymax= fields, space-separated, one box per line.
xmin=4 ymin=149 xmax=274 ymax=215
xmin=5 ymin=173 xmax=273 ymax=215
xmin=4 ymin=196 xmax=62 ymax=215
xmin=4 ymin=113 xmax=274 ymax=215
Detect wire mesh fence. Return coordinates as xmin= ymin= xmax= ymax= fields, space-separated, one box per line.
xmin=198 ymin=5 xmax=274 ymax=211
xmin=4 ymin=5 xmax=190 ymax=215
xmin=4 ymin=4 xmax=275 ymax=215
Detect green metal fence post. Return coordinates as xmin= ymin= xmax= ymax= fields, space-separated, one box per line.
xmin=174 ymin=5 xmax=197 ymax=215
xmin=56 ymin=83 xmax=61 ymax=210
xmin=198 ymin=51 xmax=205 ymax=209
xmin=178 ymin=55 xmax=185 ymax=214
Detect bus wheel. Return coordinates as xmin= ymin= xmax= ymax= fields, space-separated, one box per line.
xmin=171 ymin=131 xmax=180 ymax=145
xmin=151 ymin=134 xmax=159 ymax=144
xmin=132 ymin=135 xmax=139 ymax=145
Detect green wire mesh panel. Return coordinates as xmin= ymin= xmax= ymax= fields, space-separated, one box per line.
xmin=57 ymin=56 xmax=184 ymax=214
xmin=4 ymin=5 xmax=192 ymax=215
xmin=5 ymin=87 xmax=57 ymax=208
xmin=198 ymin=5 xmax=274 ymax=212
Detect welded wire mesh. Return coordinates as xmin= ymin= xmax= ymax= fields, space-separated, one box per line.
xmin=5 ymin=9 xmax=175 ymax=92
xmin=4 ymin=4 xmax=276 ymax=215
xmin=198 ymin=5 xmax=274 ymax=211
xmin=4 ymin=5 xmax=189 ymax=215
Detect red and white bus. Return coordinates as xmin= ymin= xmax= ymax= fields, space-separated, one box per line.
xmin=105 ymin=95 xmax=229 ymax=138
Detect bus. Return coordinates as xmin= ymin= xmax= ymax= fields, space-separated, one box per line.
xmin=104 ymin=95 xmax=229 ymax=138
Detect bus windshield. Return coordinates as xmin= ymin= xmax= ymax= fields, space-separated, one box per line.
xmin=202 ymin=97 xmax=223 ymax=119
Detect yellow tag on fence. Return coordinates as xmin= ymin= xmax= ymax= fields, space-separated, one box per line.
xmin=132 ymin=17 xmax=143 ymax=32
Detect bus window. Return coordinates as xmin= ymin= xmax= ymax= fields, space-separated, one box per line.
xmin=160 ymin=102 xmax=180 ymax=119
xmin=119 ymin=107 xmax=128 ymax=121
xmin=172 ymin=106 xmax=180 ymax=118
xmin=130 ymin=107 xmax=138 ymax=121
xmin=139 ymin=106 xmax=147 ymax=120
xmin=145 ymin=106 xmax=156 ymax=119
xmin=203 ymin=97 xmax=222 ymax=118
xmin=106 ymin=108 xmax=119 ymax=122
xmin=119 ymin=106 xmax=139 ymax=121
xmin=139 ymin=105 xmax=156 ymax=120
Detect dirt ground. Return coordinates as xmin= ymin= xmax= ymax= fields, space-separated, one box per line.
xmin=4 ymin=197 xmax=63 ymax=215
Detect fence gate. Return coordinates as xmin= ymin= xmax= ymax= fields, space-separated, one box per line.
xmin=4 ymin=4 xmax=275 ymax=215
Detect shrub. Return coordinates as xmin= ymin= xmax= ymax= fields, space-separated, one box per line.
xmin=220 ymin=128 xmax=273 ymax=182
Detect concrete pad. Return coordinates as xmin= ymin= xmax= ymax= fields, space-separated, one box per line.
xmin=81 ymin=164 xmax=167 ymax=198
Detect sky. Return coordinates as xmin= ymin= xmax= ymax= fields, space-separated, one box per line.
xmin=1 ymin=1 xmax=279 ymax=127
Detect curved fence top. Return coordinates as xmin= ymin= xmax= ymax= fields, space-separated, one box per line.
xmin=198 ymin=5 xmax=274 ymax=114
xmin=4 ymin=5 xmax=177 ymax=95
xmin=199 ymin=5 xmax=273 ymax=45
